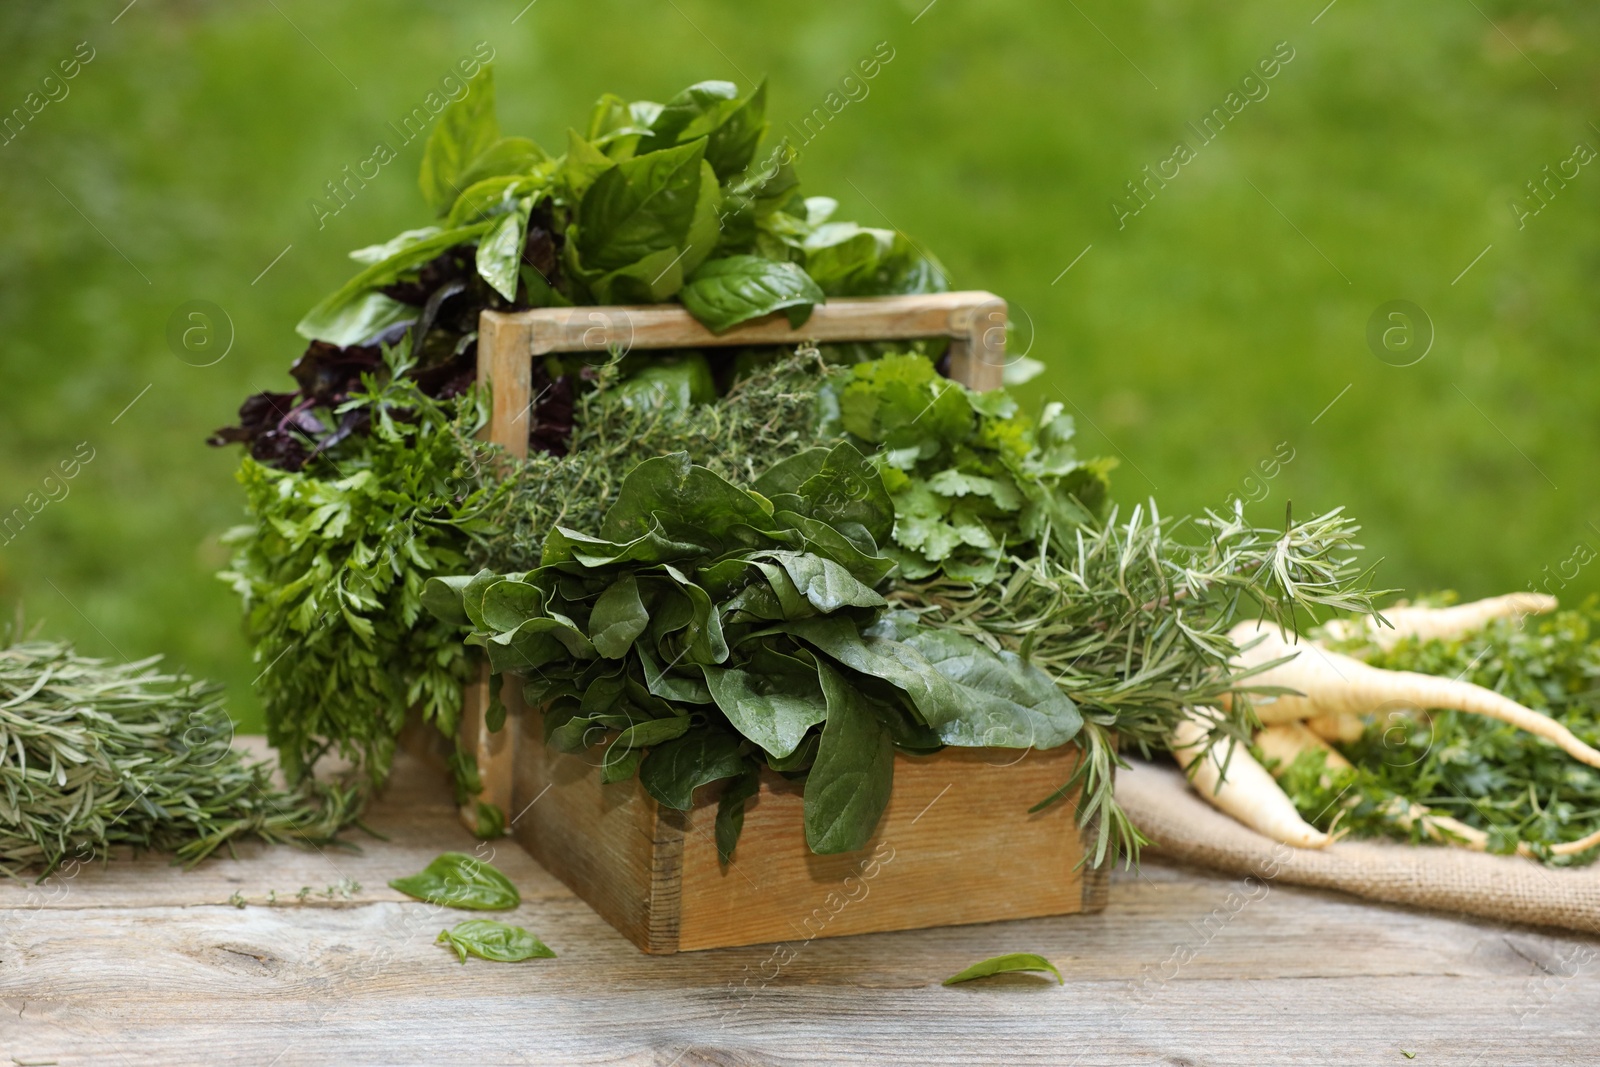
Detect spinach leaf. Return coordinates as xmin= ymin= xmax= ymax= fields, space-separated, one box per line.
xmin=589 ymin=573 xmax=650 ymax=658
xmin=716 ymin=764 xmax=761 ymax=865
xmin=679 ymin=255 xmax=825 ymax=333
xmin=576 ymin=138 xmax=708 ymax=273
xmin=389 ymin=852 xmax=520 ymax=910
xmin=638 ymin=728 xmax=748 ymax=810
xmin=420 ymin=68 xmax=503 ymax=217
xmin=437 ymin=919 xmax=556 ymax=963
xmin=704 ymin=663 xmax=828 ymax=759
xmin=805 ymin=663 xmax=894 ymax=854
xmin=942 ymin=953 xmax=1062 ymax=986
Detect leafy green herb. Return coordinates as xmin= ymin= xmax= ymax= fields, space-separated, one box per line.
xmin=0 ymin=635 xmax=358 ymax=876
xmin=680 ymin=255 xmax=824 ymax=332
xmin=896 ymin=504 xmax=1383 ymax=865
xmin=425 ymin=445 xmax=1091 ymax=856
xmin=389 ymin=852 xmax=520 ymax=910
xmin=1295 ymin=598 xmax=1600 ymax=864
xmin=436 ymin=919 xmax=555 ymax=963
xmin=220 ymin=345 xmax=514 ymax=785
xmin=828 ymin=352 xmax=1113 ymax=583
xmin=942 ymin=952 xmax=1063 ymax=986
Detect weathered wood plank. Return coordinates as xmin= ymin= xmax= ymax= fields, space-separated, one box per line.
xmin=5 ymin=748 xmax=1597 ymax=1065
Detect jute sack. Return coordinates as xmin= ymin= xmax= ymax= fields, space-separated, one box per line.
xmin=1117 ymin=757 xmax=1600 ymax=934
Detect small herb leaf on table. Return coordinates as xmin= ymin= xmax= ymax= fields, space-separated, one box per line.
xmin=942 ymin=953 xmax=1063 ymax=986
xmin=389 ymin=852 xmax=520 ymax=910
xmin=436 ymin=919 xmax=556 ymax=963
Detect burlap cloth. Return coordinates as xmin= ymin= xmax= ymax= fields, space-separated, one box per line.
xmin=1118 ymin=757 xmax=1600 ymax=933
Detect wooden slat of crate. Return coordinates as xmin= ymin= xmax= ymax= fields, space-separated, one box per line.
xmin=497 ymin=686 xmax=1103 ymax=954
xmin=476 ymin=291 xmax=1008 ymax=458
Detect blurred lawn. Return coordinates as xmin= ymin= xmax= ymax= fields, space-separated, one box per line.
xmin=2 ymin=1 xmax=1597 ymax=733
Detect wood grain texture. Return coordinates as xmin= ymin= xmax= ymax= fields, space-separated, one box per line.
xmin=3 ymin=744 xmax=1598 ymax=1065
xmin=480 ymin=291 xmax=1006 ymax=359
xmin=675 ymin=745 xmax=1098 ymax=952
xmin=476 ymin=310 xmax=532 ymax=458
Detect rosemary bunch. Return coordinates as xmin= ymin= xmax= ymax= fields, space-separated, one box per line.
xmin=0 ymin=637 xmax=359 ymax=878
xmin=892 ymin=503 xmax=1386 ymax=865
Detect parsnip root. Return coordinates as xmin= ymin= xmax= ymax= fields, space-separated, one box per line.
xmin=1170 ymin=709 xmax=1330 ymax=848
xmin=1228 ymin=622 xmax=1600 ymax=771
xmin=1319 ymin=592 xmax=1557 ymax=650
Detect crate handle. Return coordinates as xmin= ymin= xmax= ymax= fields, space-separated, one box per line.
xmin=476 ymin=290 xmax=1007 ymax=458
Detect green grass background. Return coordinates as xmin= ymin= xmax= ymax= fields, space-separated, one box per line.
xmin=2 ymin=1 xmax=1596 ymax=732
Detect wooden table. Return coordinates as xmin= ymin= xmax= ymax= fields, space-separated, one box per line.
xmin=4 ymin=746 xmax=1597 ymax=1066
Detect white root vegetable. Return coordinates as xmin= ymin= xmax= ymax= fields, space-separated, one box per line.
xmin=1319 ymin=592 xmax=1557 ymax=650
xmin=1304 ymin=712 xmax=1363 ymax=743
xmin=1170 ymin=709 xmax=1330 ymax=848
xmin=1227 ymin=622 xmax=1600 ymax=771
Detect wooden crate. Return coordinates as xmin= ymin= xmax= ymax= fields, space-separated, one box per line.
xmin=437 ymin=291 xmax=1107 ymax=952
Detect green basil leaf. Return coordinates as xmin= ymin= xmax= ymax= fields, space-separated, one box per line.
xmin=389 ymin=852 xmax=520 ymax=910
xmin=436 ymin=919 xmax=556 ymax=964
xmin=447 ymin=175 xmax=539 ymax=227
xmin=577 ymin=138 xmax=707 ymax=273
xmin=475 ymin=202 xmax=531 ymax=300
xmin=639 ymin=80 xmax=740 ymax=154
xmin=805 ymin=662 xmax=894 ymax=854
xmin=420 ymin=67 xmax=502 ymax=216
xmin=679 ymin=255 xmax=825 ymax=334
xmin=348 ymin=226 xmax=444 ymax=265
xmin=942 ymin=952 xmax=1062 ymax=986
xmin=459 ymin=135 xmax=547 ymax=190
xmin=703 ymin=80 xmax=768 ymax=180
xmin=803 ymin=222 xmax=896 ymax=296
xmin=590 ymin=574 xmax=650 ymax=659
xmin=473 ymin=801 xmax=505 ymax=840
xmin=296 ymin=222 xmax=494 ymax=344
xmin=485 ymin=672 xmax=507 ymax=733
xmin=703 ymin=663 xmax=828 ymax=759
xmin=716 ymin=765 xmax=761 ymax=865
xmin=561 ymin=128 xmax=617 ymax=199
xmin=587 ymin=245 xmax=687 ymax=305
xmin=638 ymin=727 xmax=747 ymax=810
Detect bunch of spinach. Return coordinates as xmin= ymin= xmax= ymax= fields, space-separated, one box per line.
xmin=1287 ymin=598 xmax=1600 ymax=864
xmin=423 ymin=444 xmax=1082 ymax=859
xmin=221 ymin=343 xmax=513 ymax=784
xmin=828 ymin=352 xmax=1114 ymax=583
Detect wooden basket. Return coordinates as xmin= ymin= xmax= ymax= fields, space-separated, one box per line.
xmin=434 ymin=291 xmax=1108 ymax=953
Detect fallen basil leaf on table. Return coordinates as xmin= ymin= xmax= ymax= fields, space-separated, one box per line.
xmin=942 ymin=953 xmax=1063 ymax=986
xmin=437 ymin=919 xmax=556 ymax=963
xmin=389 ymin=852 xmax=520 ymax=910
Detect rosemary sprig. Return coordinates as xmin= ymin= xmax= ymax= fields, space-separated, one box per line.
xmin=0 ymin=636 xmax=359 ymax=878
xmin=893 ymin=502 xmax=1387 ymax=866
